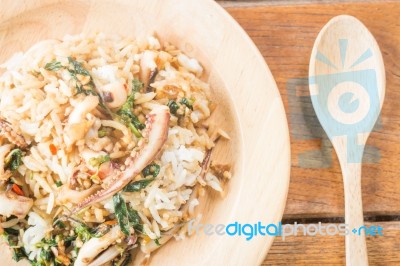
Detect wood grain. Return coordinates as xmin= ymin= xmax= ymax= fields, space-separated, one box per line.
xmin=263 ymin=222 xmax=400 ymax=265
xmin=225 ymin=1 xmax=400 ymax=218
xmin=223 ymin=1 xmax=400 ymax=265
xmin=308 ymin=14 xmax=386 ymax=265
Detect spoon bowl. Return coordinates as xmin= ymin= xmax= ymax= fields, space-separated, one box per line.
xmin=309 ymin=15 xmax=385 ymax=265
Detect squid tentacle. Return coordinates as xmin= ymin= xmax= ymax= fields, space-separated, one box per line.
xmin=0 ymin=118 xmax=28 ymax=149
xmin=75 ymin=226 xmax=125 ymax=266
xmin=71 ymin=105 xmax=170 ymax=214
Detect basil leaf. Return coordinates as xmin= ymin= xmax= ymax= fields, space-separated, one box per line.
xmin=68 ymin=57 xmax=90 ymax=76
xmin=5 ymin=149 xmax=22 ymax=171
xmin=88 ymin=155 xmax=110 ymax=168
xmin=113 ymin=193 xmax=131 ymax=236
xmin=98 ymin=126 xmax=112 ymax=138
xmin=142 ymin=163 xmax=160 ymax=178
xmin=127 ymin=206 xmax=144 ymax=233
xmin=2 ymin=231 xmax=29 ymax=262
xmin=117 ymin=89 xmax=145 ymax=138
xmin=132 ymin=79 xmax=144 ymax=92
xmin=167 ymin=100 xmax=179 ymax=115
xmin=53 ymin=219 xmax=66 ymax=228
xmin=120 ymin=91 xmax=135 ymax=112
xmin=44 ymin=61 xmax=62 ymax=71
xmin=127 ymin=208 xmax=140 ymax=225
xmin=75 ymin=224 xmax=92 ymax=242
xmin=113 ymin=193 xmax=144 ymax=236
xmin=180 ymin=97 xmax=194 ymax=110
xmin=123 ymin=177 xmax=155 ymax=192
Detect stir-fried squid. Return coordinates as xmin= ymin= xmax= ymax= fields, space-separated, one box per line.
xmin=0 ymin=33 xmax=231 ymax=265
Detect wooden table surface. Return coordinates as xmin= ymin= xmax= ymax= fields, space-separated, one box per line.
xmin=219 ymin=0 xmax=400 ymax=265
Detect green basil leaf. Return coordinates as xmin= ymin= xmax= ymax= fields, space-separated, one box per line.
xmin=5 ymin=149 xmax=22 ymax=171
xmin=142 ymin=163 xmax=160 ymax=178
xmin=180 ymin=97 xmax=194 ymax=110
xmin=88 ymin=155 xmax=110 ymax=168
xmin=123 ymin=177 xmax=155 ymax=192
xmin=44 ymin=61 xmax=62 ymax=71
xmin=167 ymin=100 xmax=179 ymax=115
xmin=113 ymin=193 xmax=131 ymax=236
xmin=132 ymin=79 xmax=144 ymax=92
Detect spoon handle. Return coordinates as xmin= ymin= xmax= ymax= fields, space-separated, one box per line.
xmin=342 ymin=162 xmax=368 ymax=265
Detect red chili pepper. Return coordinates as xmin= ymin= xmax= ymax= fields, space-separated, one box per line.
xmin=49 ymin=144 xmax=57 ymax=155
xmin=12 ymin=184 xmax=24 ymax=196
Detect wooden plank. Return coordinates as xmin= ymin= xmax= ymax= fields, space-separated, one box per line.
xmin=262 ymin=221 xmax=400 ymax=265
xmin=224 ymin=2 xmax=400 ymax=218
xmin=218 ymin=0 xmax=385 ymax=8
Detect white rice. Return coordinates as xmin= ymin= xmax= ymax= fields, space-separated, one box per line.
xmin=0 ymin=32 xmax=229 ymax=264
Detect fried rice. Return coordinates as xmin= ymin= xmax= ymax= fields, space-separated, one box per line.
xmin=0 ymin=33 xmax=230 ymax=265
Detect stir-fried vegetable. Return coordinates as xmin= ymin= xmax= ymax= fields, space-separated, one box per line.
xmin=45 ymin=57 xmax=110 ymax=113
xmin=53 ymin=219 xmax=66 ymax=229
xmin=123 ymin=177 xmax=155 ymax=192
xmin=132 ymin=79 xmax=143 ymax=92
xmin=89 ymin=155 xmax=110 ymax=168
xmin=122 ymin=163 xmax=159 ymax=192
xmin=113 ymin=193 xmax=144 ymax=236
xmin=75 ymin=223 xmax=93 ymax=242
xmin=31 ymin=236 xmax=66 ymax=266
xmin=5 ymin=148 xmax=23 ymax=171
xmin=113 ymin=193 xmax=131 ymax=236
xmin=127 ymin=208 xmax=143 ymax=233
xmin=44 ymin=61 xmax=62 ymax=71
xmin=167 ymin=100 xmax=179 ymax=115
xmin=180 ymin=97 xmax=194 ymax=110
xmin=34 ymin=237 xmax=57 ymax=249
xmin=116 ymin=80 xmax=145 ymax=138
xmin=45 ymin=58 xmax=145 ymax=137
xmin=72 ymin=221 xmax=109 ymax=242
xmin=67 ymin=57 xmax=99 ymax=97
xmin=142 ymin=163 xmax=160 ymax=178
xmin=118 ymin=111 xmax=143 ymax=138
xmin=88 ymin=154 xmax=111 ymax=182
xmin=98 ymin=126 xmax=112 ymax=138
xmin=2 ymin=228 xmax=28 ymax=262
xmin=68 ymin=57 xmax=90 ymax=76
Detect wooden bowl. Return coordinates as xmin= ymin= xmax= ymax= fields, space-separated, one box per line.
xmin=0 ymin=0 xmax=290 ymax=265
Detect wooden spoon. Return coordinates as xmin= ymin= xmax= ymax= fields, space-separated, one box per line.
xmin=309 ymin=15 xmax=385 ymax=265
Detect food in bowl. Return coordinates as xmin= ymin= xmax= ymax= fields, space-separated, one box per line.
xmin=0 ymin=33 xmax=231 ymax=265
